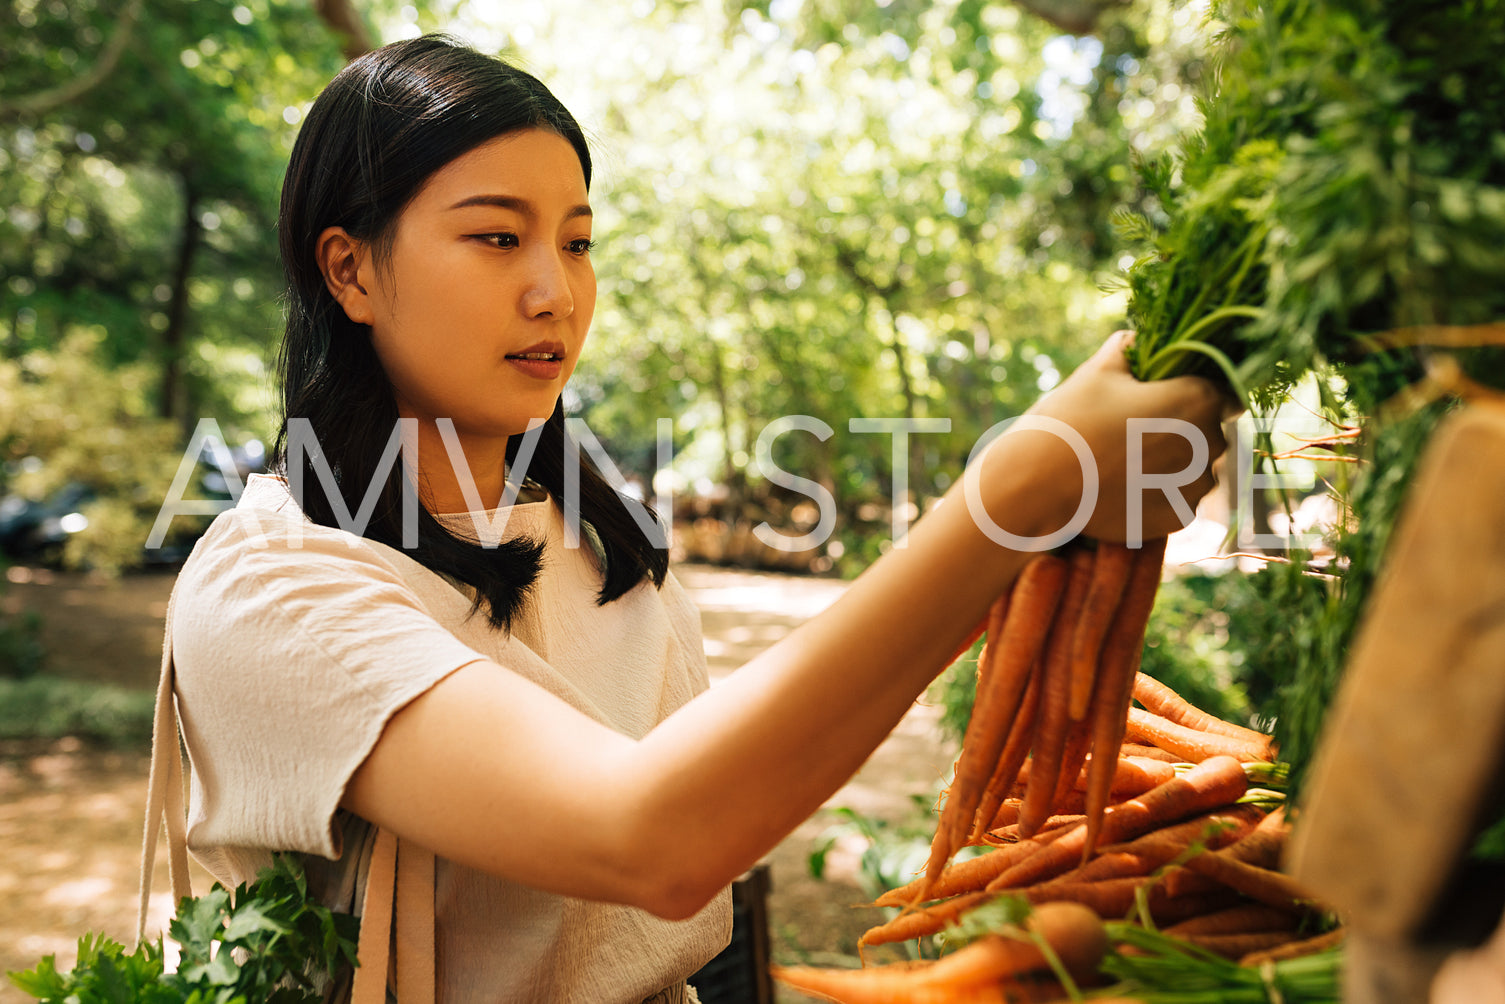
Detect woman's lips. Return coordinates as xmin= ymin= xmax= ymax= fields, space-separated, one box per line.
xmin=505 ymin=352 xmax=564 ymax=379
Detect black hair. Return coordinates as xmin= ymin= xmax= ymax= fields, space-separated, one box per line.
xmin=272 ymin=34 xmax=667 ymax=631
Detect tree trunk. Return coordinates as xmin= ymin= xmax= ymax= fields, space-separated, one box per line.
xmin=159 ymin=179 xmax=201 ymax=424
xmin=877 ymin=306 xmax=927 ymax=499
xmin=708 ymin=341 xmax=743 ymax=516
xmin=314 ymin=0 xmax=377 ymax=62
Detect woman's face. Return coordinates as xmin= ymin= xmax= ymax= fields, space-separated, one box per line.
xmin=358 ymin=128 xmax=597 ymax=441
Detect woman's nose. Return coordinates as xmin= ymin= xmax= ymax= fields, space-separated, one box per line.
xmin=521 ymin=248 xmax=574 ymax=319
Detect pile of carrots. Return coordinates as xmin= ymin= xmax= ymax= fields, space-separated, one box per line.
xmin=772 ymin=542 xmax=1343 ymax=1004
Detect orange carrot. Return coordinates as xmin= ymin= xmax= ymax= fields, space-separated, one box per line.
xmin=1050 ymin=717 xmax=1094 ymax=808
xmin=1132 ymin=672 xmax=1274 ymax=750
xmin=990 ymin=755 xmax=1249 ymax=890
xmin=1238 ymin=927 xmax=1345 ymax=966
xmin=986 ymin=800 xmax=1022 ymax=832
xmin=1082 ymin=537 xmax=1168 ymax=861
xmin=946 ymin=612 xmax=992 ymax=668
xmin=1068 ymin=541 xmax=1136 ymax=721
xmin=1019 ymin=548 xmax=1095 ymax=838
xmin=1017 ymin=871 xmax=1227 ymax=920
xmin=1172 ymin=931 xmax=1302 ymax=960
xmin=1180 ymin=851 xmax=1325 ymax=913
xmin=1162 ymin=903 xmax=1303 ymax=937
xmin=872 ymin=827 xmax=1076 ymax=908
xmin=1097 ymin=756 xmax=1178 ymax=796
xmin=926 ymin=555 xmax=1068 ymax=886
xmin=971 ymin=660 xmax=1044 ymax=841
xmin=859 ymin=891 xmax=997 ymax=948
xmin=1217 ymin=807 xmax=1289 ymax=870
xmin=1081 ymin=806 xmax=1260 ymax=877
xmin=1119 ymin=743 xmax=1182 ymax=764
xmin=1125 ymin=706 xmax=1274 ymax=763
xmin=1009 ymin=755 xmax=1175 ymax=801
xmin=985 ymin=815 xmax=1087 ymax=846
xmin=826 ymin=903 xmax=1107 ymax=998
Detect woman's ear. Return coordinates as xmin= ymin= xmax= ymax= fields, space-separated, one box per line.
xmin=315 ymin=227 xmax=375 ymax=326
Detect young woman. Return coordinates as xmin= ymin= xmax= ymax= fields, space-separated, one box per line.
xmin=162 ymin=34 xmax=1228 ymax=1004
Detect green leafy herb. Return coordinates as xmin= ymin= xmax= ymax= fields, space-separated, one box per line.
xmin=1115 ymin=0 xmax=1505 ymax=801
xmin=1093 ymin=921 xmax=1342 ymax=1002
xmin=8 ymin=856 xmax=359 ymax=1004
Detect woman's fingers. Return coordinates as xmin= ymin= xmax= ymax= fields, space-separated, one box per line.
xmin=1020 ymin=332 xmax=1231 ymax=542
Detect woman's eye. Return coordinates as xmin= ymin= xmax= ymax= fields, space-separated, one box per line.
xmin=567 ymin=238 xmax=597 ymax=255
xmin=479 ymin=233 xmax=519 ymax=249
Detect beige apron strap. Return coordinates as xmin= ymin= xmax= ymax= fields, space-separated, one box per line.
xmin=395 ymin=842 xmax=436 ymax=1002
xmin=136 ymin=587 xmax=193 ymax=945
xmin=353 ymin=828 xmax=397 ymax=1004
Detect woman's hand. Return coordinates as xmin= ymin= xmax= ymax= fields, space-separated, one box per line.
xmin=976 ymin=331 xmax=1231 ymax=544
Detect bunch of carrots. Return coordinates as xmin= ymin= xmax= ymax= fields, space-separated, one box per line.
xmin=925 ymin=536 xmax=1273 ymax=884
xmin=772 ymin=545 xmax=1343 ymax=1003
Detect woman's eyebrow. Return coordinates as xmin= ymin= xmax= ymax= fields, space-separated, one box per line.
xmin=447 ymin=194 xmax=592 ymax=220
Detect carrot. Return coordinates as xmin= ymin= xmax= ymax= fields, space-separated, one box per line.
xmin=859 ymin=891 xmax=997 ymax=948
xmin=991 ymin=755 xmax=1249 ymax=890
xmin=1119 ymin=743 xmax=1182 ymax=764
xmin=1068 ymin=541 xmax=1136 ymax=721
xmin=825 ymin=903 xmax=1107 ymax=1000
xmin=1018 ymin=871 xmax=1226 ymax=920
xmin=1132 ymin=672 xmax=1274 ymax=750
xmin=1019 ymin=549 xmax=1095 ymax=838
xmin=986 ymin=800 xmax=1021 ymax=832
xmin=985 ymin=815 xmax=1087 ymax=846
xmin=1006 ymin=754 xmax=1174 ymax=801
xmin=926 ymin=555 xmax=1068 ymax=885
xmin=1162 ymin=903 xmax=1304 ymax=937
xmin=1237 ymin=927 xmax=1345 ymax=966
xmin=872 ymin=827 xmax=1076 ymax=908
xmin=1172 ymin=931 xmax=1303 ymax=960
xmin=946 ymin=611 xmax=992 ymax=668
xmin=1217 ymin=807 xmax=1289 ymax=870
xmin=1179 ymin=851 xmax=1326 ymax=914
xmin=971 ymin=661 xmax=1044 ymax=840
xmin=972 ymin=590 xmax=1013 ymax=712
xmin=1081 ymin=537 xmax=1167 ymax=862
xmin=1098 ymin=756 xmax=1177 ymax=796
xmin=1082 ymin=806 xmax=1260 ymax=877
xmin=1124 ymin=706 xmax=1274 ymax=763
xmin=1050 ymin=717 xmax=1094 ymax=810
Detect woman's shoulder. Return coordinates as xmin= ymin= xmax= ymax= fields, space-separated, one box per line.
xmin=191 ymin=474 xmax=400 ymax=560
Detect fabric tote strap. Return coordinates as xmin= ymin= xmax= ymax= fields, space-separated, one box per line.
xmin=353 ymin=829 xmax=436 ymax=1004
xmin=137 ymin=586 xmax=192 ymax=944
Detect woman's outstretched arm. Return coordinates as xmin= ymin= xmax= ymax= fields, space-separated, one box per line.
xmin=342 ymin=333 xmax=1229 ymax=918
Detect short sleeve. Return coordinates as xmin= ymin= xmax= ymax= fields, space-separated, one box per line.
xmin=170 ymin=506 xmax=488 ymax=860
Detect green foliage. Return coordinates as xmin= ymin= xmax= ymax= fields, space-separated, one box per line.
xmin=807 ymin=800 xmax=944 ymax=902
xmin=0 ymin=676 xmax=155 ymax=746
xmin=0 ymin=570 xmax=46 ymax=679
xmin=0 ymin=331 xmax=191 ymax=573
xmin=8 ymin=856 xmax=359 ymax=1004
xmin=1137 ymin=573 xmax=1255 ymax=729
xmin=1238 ymin=403 xmax=1446 ymax=799
xmin=1110 ymin=0 xmax=1505 ymax=799
xmin=1098 ymin=920 xmax=1341 ymax=1002
xmin=1119 ymin=0 xmax=1505 ymax=398
xmin=928 ymin=637 xmax=985 ymax=747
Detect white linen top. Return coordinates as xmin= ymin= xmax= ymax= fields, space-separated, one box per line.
xmin=168 ymin=473 xmax=731 ymax=1003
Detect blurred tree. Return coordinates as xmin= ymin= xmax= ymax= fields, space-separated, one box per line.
xmin=440 ymin=0 xmax=1208 ymax=568
xmin=1 ymin=0 xmax=347 ymax=430
xmin=0 ymin=0 xmax=1213 ymax=573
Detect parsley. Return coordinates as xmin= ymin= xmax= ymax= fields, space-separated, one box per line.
xmin=8 ymin=856 xmax=360 ymax=1004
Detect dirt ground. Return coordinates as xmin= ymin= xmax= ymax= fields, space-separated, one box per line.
xmin=0 ymin=563 xmax=954 ymax=1002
